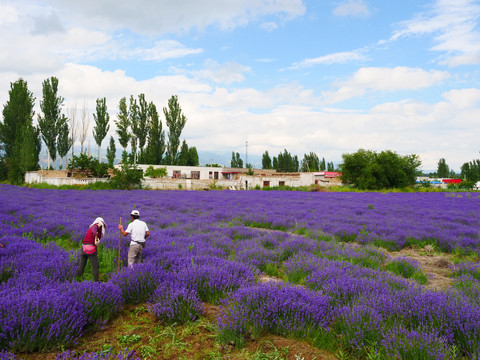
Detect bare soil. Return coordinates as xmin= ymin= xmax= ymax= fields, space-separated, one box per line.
xmin=389 ymin=247 xmax=454 ymax=290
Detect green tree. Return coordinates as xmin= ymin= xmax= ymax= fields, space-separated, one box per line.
xmin=143 ymin=102 xmax=165 ymax=164
xmin=92 ymin=97 xmax=110 ymax=163
xmin=134 ymin=94 xmax=149 ymax=161
xmin=38 ymin=76 xmax=64 ymax=169
xmin=231 ymin=151 xmax=243 ymax=168
xmin=115 ymin=97 xmax=131 ymax=162
xmin=106 ymin=136 xmax=116 ymax=168
xmin=0 ymin=78 xmax=41 ymax=183
xmin=320 ymin=157 xmax=326 ymax=171
xmin=178 ymin=140 xmax=189 ymax=165
xmin=436 ymin=158 xmax=450 ymax=178
xmin=187 ymin=146 xmax=199 ymax=166
xmin=164 ymin=95 xmax=187 ymax=165
xmin=129 ymin=95 xmax=139 ymax=165
xmin=340 ymin=149 xmax=421 ymax=190
xmin=273 ymin=149 xmax=298 ymax=172
xmin=327 ymin=161 xmax=335 ymax=172
xmin=460 ymin=159 xmax=480 ymax=183
xmin=57 ymin=118 xmax=71 ymax=169
xmin=262 ymin=151 xmax=272 ymax=169
xmin=301 ymin=152 xmax=320 ymax=172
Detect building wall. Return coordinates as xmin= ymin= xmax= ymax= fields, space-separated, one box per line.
xmin=26 ymin=167 xmax=343 ymax=189
xmin=132 ymin=165 xmax=223 ymax=180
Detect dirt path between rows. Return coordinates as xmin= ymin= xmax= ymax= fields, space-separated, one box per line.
xmin=252 ymin=226 xmax=456 ymax=290
xmin=389 ymin=247 xmax=454 ymax=290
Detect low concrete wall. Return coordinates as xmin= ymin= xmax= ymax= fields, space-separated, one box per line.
xmin=143 ymin=178 xmax=240 ymax=190
xmin=25 ymin=171 xmax=108 ymax=186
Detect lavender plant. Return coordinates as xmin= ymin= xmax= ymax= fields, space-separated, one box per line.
xmin=149 ymin=284 xmax=204 ymax=324
xmin=0 ymin=287 xmax=86 ymax=352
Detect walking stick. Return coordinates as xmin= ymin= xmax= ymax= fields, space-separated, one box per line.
xmin=118 ymin=217 xmax=122 ymax=272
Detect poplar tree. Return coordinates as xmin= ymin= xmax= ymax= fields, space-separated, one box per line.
xmin=0 ymin=78 xmax=40 ymax=183
xmin=436 ymin=158 xmax=450 ymax=178
xmin=57 ymin=118 xmax=71 ymax=169
xmin=178 ymin=140 xmax=189 ymax=165
xmin=106 ymin=136 xmax=116 ymax=168
xmin=115 ymin=97 xmax=131 ymax=162
xmin=262 ymin=151 xmax=272 ymax=169
xmin=129 ymin=95 xmax=139 ymax=165
xmin=38 ymin=76 xmax=64 ymax=169
xmin=187 ymin=146 xmax=199 ymax=166
xmin=92 ymin=97 xmax=110 ymax=163
xmin=164 ymin=95 xmax=187 ymax=165
xmin=135 ymin=94 xmax=149 ymax=160
xmin=144 ymin=102 xmax=165 ymax=164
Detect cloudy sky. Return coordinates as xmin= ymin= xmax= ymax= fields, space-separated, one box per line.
xmin=1 ymin=0 xmax=480 ymax=171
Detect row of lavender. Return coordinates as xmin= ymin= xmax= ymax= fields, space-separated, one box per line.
xmin=1 ymin=185 xmax=480 ymax=359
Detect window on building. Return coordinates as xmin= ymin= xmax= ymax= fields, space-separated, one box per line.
xmin=263 ymin=181 xmax=270 ymax=187
xmin=279 ymin=181 xmax=285 ymax=186
xmin=214 ymin=171 xmax=219 ymax=180
xmin=173 ymin=170 xmax=181 ymax=179
xmin=209 ymin=171 xmax=213 ymax=179
xmin=191 ymin=171 xmax=200 ymax=180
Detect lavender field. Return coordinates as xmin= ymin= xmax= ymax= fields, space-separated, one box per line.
xmin=1 ymin=184 xmax=480 ymax=359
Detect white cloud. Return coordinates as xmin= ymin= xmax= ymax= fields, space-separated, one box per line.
xmin=45 ymin=0 xmax=306 ymax=35
xmin=442 ymin=88 xmax=480 ymax=108
xmin=192 ymin=59 xmax=251 ymax=84
xmin=333 ymin=0 xmax=371 ymax=17
xmin=31 ymin=11 xmax=65 ymax=35
xmin=139 ymin=41 xmax=203 ymax=61
xmin=290 ymin=50 xmax=366 ymax=69
xmin=0 ymin=4 xmax=19 ymax=25
xmin=260 ymin=21 xmax=279 ymax=31
xmin=321 ymin=66 xmax=450 ymax=104
xmin=392 ymin=0 xmax=480 ymax=66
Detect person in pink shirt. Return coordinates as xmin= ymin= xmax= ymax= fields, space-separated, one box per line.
xmin=76 ymin=217 xmax=106 ymax=281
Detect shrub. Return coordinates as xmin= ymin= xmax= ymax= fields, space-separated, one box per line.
xmin=144 ymin=166 xmax=167 ymax=178
xmin=109 ymin=164 xmax=143 ymax=190
xmin=69 ymin=154 xmax=109 ymax=178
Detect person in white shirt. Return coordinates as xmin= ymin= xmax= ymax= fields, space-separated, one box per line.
xmin=118 ymin=210 xmax=150 ymax=267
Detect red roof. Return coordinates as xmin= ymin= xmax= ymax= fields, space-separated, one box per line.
xmin=324 ymin=171 xmax=342 ymax=178
xmin=442 ymin=179 xmax=462 ymax=184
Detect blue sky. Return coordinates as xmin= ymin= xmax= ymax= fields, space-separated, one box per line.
xmin=1 ymin=0 xmax=480 ymax=171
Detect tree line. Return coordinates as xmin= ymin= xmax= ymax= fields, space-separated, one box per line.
xmin=1 ymin=77 xmax=479 ymax=189
xmin=0 ymin=77 xmax=198 ymax=184
xmin=230 ymin=149 xmax=335 ymax=173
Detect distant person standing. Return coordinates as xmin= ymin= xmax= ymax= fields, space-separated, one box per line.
xmin=118 ymin=210 xmax=150 ymax=267
xmin=76 ymin=217 xmax=106 ymax=281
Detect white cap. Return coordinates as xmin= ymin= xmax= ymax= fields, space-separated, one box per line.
xmin=131 ymin=210 xmax=140 ymax=216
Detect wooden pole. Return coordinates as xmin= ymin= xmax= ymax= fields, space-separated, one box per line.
xmin=118 ymin=217 xmax=122 ymax=272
